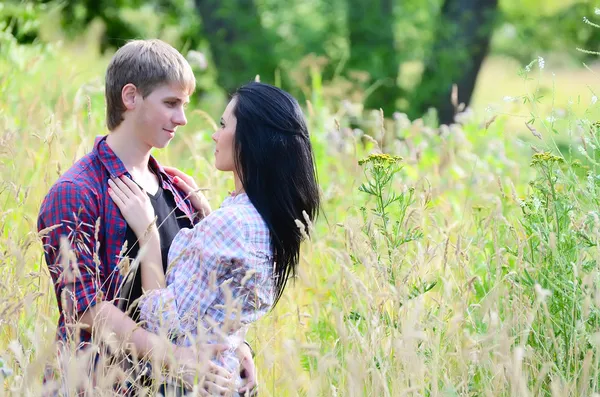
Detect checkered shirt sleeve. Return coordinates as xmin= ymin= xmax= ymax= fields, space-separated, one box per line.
xmin=38 ymin=181 xmax=103 ymax=320
xmin=138 ymin=196 xmax=274 ymax=342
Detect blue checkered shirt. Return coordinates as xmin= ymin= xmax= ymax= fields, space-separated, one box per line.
xmin=138 ymin=193 xmax=274 ymax=371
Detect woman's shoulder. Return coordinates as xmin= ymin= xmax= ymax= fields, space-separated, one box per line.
xmin=204 ymin=193 xmax=266 ymax=232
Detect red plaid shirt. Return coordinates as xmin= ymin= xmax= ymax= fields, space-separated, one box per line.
xmin=37 ymin=135 xmax=198 ymax=346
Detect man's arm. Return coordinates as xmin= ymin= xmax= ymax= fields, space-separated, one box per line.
xmin=79 ymin=300 xmax=180 ymax=366
xmin=39 ymin=181 xmax=234 ymax=390
xmin=38 ymin=180 xmax=174 ymax=358
xmin=38 ymin=181 xmax=105 ymax=330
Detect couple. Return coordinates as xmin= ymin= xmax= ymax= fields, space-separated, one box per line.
xmin=37 ymin=39 xmax=320 ymax=395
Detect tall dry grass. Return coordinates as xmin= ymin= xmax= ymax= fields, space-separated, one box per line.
xmin=3 ymin=32 xmax=600 ymax=396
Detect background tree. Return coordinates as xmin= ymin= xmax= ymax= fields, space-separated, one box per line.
xmin=346 ymin=0 xmax=402 ymax=117
xmin=4 ymin=0 xmax=598 ymax=123
xmin=193 ymin=0 xmax=278 ymax=93
xmin=411 ymin=0 xmax=499 ymax=124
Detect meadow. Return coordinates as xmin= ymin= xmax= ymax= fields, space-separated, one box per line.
xmin=4 ymin=32 xmax=600 ymax=396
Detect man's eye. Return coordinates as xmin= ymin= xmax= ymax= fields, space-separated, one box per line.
xmin=166 ymin=101 xmax=177 ymax=107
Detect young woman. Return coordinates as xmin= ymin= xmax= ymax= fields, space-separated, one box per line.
xmin=107 ymin=82 xmax=320 ymax=392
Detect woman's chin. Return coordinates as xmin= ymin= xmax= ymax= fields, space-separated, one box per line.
xmin=214 ymin=163 xmax=233 ymax=172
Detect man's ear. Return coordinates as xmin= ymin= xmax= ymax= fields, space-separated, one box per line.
xmin=121 ymin=83 xmax=138 ymax=110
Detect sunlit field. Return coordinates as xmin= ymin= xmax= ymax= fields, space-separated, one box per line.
xmin=4 ymin=33 xmax=600 ymax=396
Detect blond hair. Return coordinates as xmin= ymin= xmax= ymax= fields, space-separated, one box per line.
xmin=105 ymin=39 xmax=196 ymax=131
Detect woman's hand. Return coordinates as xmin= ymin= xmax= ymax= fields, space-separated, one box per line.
xmin=163 ymin=166 xmax=212 ymax=218
xmin=237 ymin=342 xmax=258 ymax=396
xmin=175 ymin=344 xmax=236 ymax=395
xmin=108 ymin=176 xmax=156 ymax=240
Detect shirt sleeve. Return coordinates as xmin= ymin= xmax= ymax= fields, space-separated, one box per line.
xmin=137 ymin=206 xmax=273 ymax=341
xmin=38 ymin=181 xmax=103 ymax=320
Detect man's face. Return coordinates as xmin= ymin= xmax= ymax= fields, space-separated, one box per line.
xmin=133 ymin=83 xmax=190 ymax=149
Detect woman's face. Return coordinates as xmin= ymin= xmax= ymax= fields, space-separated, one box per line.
xmin=212 ymin=98 xmax=237 ymax=172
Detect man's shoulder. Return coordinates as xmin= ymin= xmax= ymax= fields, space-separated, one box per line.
xmin=39 ymin=152 xmax=105 ymax=218
xmin=50 ymin=152 xmax=105 ymax=193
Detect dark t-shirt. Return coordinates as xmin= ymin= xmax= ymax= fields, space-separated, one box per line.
xmin=121 ymin=184 xmax=193 ymax=321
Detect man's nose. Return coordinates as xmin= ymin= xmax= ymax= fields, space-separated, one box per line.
xmin=173 ymin=108 xmax=187 ymax=126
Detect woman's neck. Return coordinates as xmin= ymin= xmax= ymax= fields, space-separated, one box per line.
xmin=233 ymin=172 xmax=245 ymax=196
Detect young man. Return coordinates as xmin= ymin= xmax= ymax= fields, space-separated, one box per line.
xmin=37 ymin=39 xmax=255 ymax=395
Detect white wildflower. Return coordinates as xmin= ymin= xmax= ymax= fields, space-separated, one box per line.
xmin=532 ymin=197 xmax=541 ymax=212
xmin=538 ymin=56 xmax=545 ymax=70
xmin=576 ymin=118 xmax=591 ymax=127
xmin=525 ymin=65 xmax=532 ymax=73
xmin=592 ymin=95 xmax=598 ymax=105
xmin=439 ymin=124 xmax=450 ymax=138
xmin=585 ymin=136 xmax=597 ymax=150
xmin=186 ymin=50 xmax=208 ymax=70
xmin=503 ymin=96 xmax=514 ymax=102
xmin=393 ymin=112 xmax=411 ymax=129
xmin=588 ymin=173 xmax=595 ymax=192
xmin=534 ymin=283 xmax=552 ymax=302
xmin=454 ymin=107 xmax=474 ymax=124
xmin=546 ymin=115 xmax=556 ymax=123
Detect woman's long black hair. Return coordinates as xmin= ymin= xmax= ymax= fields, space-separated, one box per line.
xmin=232 ymin=82 xmax=320 ymax=306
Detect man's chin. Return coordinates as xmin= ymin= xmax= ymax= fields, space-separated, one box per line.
xmin=154 ymin=138 xmax=173 ymax=150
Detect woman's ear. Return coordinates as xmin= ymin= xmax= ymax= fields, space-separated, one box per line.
xmin=121 ymin=83 xmax=138 ymax=110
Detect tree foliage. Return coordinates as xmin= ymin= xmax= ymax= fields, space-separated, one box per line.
xmin=2 ymin=0 xmax=596 ymax=123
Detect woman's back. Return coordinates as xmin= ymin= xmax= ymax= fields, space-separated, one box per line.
xmin=138 ymin=192 xmax=274 ymax=372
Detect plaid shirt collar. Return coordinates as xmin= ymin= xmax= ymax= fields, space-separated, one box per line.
xmin=93 ymin=135 xmax=196 ymax=222
xmin=95 ymin=135 xmax=169 ymax=183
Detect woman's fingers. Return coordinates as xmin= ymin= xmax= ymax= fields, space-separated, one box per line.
xmin=238 ymin=356 xmax=257 ymax=394
xmin=110 ymin=176 xmax=135 ymax=198
xmin=173 ymin=176 xmax=193 ymax=194
xmin=203 ymin=372 xmax=235 ymax=395
xmin=107 ymin=179 xmax=130 ymax=205
xmin=162 ymin=165 xmax=182 ymax=176
xmin=164 ymin=166 xmax=199 ymax=189
xmin=120 ymin=175 xmax=144 ymax=196
xmin=208 ymin=343 xmax=230 ymax=354
xmin=164 ymin=166 xmax=190 ymax=183
xmin=180 ymin=360 xmax=235 ymax=396
xmin=207 ymin=360 xmax=233 ymax=379
xmin=107 ymin=185 xmax=125 ymax=208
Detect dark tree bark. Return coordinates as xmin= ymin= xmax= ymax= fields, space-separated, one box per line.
xmin=347 ymin=0 xmax=401 ymax=117
xmin=412 ymin=0 xmax=498 ymax=124
xmin=194 ymin=0 xmax=278 ymax=94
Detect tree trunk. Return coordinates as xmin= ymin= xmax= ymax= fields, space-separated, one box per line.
xmin=347 ymin=0 xmax=400 ymax=117
xmin=194 ymin=0 xmax=278 ymax=93
xmin=412 ymin=0 xmax=498 ymax=125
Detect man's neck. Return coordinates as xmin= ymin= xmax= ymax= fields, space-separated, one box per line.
xmin=106 ymin=129 xmax=152 ymax=176
xmin=105 ymin=129 xmax=160 ymax=194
